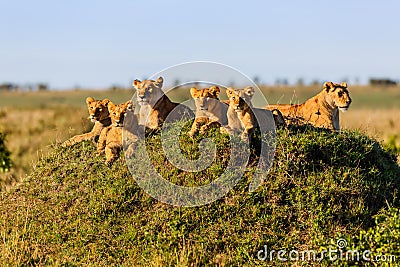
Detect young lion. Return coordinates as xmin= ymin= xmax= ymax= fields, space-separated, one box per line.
xmin=222 ymin=87 xmax=285 ymax=141
xmin=132 ymin=76 xmax=194 ymax=130
xmin=265 ymin=82 xmax=351 ymax=130
xmin=187 ymin=86 xmax=228 ymax=137
xmin=97 ymin=100 xmax=138 ymax=165
xmin=62 ymin=97 xmax=112 ymax=147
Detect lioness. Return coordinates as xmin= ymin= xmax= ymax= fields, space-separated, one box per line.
xmin=132 ymin=77 xmax=194 ymax=130
xmin=97 ymin=100 xmax=138 ymax=165
xmin=62 ymin=97 xmax=112 ymax=147
xmin=265 ymin=82 xmax=351 ymax=130
xmin=188 ymin=86 xmax=228 ymax=137
xmin=221 ymin=87 xmax=285 ymax=141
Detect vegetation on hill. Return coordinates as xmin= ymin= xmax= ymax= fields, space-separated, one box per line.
xmin=0 ymin=124 xmax=400 ymax=266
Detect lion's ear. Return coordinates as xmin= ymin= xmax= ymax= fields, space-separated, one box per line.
xmin=323 ymin=82 xmax=334 ymax=91
xmin=154 ymin=76 xmax=164 ymax=88
xmin=210 ymin=86 xmax=220 ymax=97
xmin=86 ymin=97 xmax=95 ymax=105
xmin=102 ymin=99 xmax=112 ymax=107
xmin=226 ymin=87 xmax=235 ymax=96
xmin=244 ymin=86 xmax=255 ymax=98
xmin=132 ymin=79 xmax=141 ymax=88
xmin=340 ymin=82 xmax=348 ymax=88
xmin=125 ymin=100 xmax=134 ymax=111
xmin=107 ymin=102 xmax=116 ymax=111
xmin=190 ymin=87 xmax=198 ymax=97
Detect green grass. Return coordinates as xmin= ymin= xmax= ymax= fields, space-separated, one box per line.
xmin=1 ymin=125 xmax=399 ymax=266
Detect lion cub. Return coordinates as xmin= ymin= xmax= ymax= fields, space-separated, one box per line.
xmin=222 ymin=87 xmax=285 ymax=141
xmin=188 ymin=86 xmax=228 ymax=137
xmin=62 ymin=97 xmax=112 ymax=147
xmin=97 ymin=100 xmax=138 ymax=165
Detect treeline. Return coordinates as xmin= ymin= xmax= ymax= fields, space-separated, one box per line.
xmin=0 ymin=83 xmax=49 ymax=92
xmin=1 ymin=77 xmax=398 ymax=92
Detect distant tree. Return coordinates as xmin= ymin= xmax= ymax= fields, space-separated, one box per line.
xmin=253 ymin=76 xmax=260 ymax=85
xmin=369 ymin=78 xmax=397 ymax=86
xmin=38 ymin=83 xmax=48 ymax=91
xmin=296 ymin=78 xmax=304 ymax=87
xmin=173 ymin=79 xmax=180 ymax=87
xmin=0 ymin=83 xmax=14 ymax=91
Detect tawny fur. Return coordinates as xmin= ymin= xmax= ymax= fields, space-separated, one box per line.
xmin=188 ymin=86 xmax=228 ymax=137
xmin=62 ymin=97 xmax=112 ymax=147
xmin=132 ymin=76 xmax=194 ymax=130
xmin=221 ymin=87 xmax=286 ymax=141
xmin=265 ymin=82 xmax=351 ymax=130
xmin=97 ymin=100 xmax=138 ymax=165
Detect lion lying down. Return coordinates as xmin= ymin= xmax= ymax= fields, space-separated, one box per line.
xmin=265 ymin=82 xmax=351 ymax=130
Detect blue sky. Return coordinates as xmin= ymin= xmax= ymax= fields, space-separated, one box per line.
xmin=1 ymin=0 xmax=399 ymax=89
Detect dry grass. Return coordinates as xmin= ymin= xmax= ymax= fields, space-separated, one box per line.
xmin=0 ymin=106 xmax=90 ymax=189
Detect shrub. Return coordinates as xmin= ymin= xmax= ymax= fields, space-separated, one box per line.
xmin=0 ymin=132 xmax=11 ymax=173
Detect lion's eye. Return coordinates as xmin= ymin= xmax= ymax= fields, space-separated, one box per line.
xmin=338 ymin=92 xmax=343 ymax=97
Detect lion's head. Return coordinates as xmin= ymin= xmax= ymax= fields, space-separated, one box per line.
xmin=86 ymin=97 xmax=112 ymax=122
xmin=108 ymin=100 xmax=134 ymax=127
xmin=132 ymin=77 xmax=164 ymax=106
xmin=190 ymin=86 xmax=221 ymax=111
xmin=226 ymin=86 xmax=255 ymax=112
xmin=323 ymin=82 xmax=352 ymax=112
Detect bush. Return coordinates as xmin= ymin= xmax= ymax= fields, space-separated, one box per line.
xmin=0 ymin=133 xmax=11 ymax=173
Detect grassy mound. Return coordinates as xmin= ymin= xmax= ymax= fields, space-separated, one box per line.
xmin=1 ymin=126 xmax=399 ymax=266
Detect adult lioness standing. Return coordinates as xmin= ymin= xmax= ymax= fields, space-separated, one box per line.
xmin=132 ymin=77 xmax=194 ymax=130
xmin=265 ymin=82 xmax=351 ymax=130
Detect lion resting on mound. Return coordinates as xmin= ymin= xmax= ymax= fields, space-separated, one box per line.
xmin=265 ymin=82 xmax=351 ymax=130
xmin=62 ymin=97 xmax=112 ymax=147
xmin=221 ymin=87 xmax=286 ymax=141
xmin=97 ymin=100 xmax=138 ymax=165
xmin=188 ymin=86 xmax=228 ymax=137
xmin=132 ymin=77 xmax=194 ymax=130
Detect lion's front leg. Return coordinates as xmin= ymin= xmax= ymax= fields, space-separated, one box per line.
xmin=62 ymin=132 xmax=95 ymax=147
xmin=97 ymin=128 xmax=109 ymax=154
xmin=105 ymin=146 xmax=118 ymax=166
xmin=188 ymin=118 xmax=202 ymax=137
